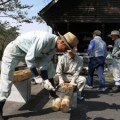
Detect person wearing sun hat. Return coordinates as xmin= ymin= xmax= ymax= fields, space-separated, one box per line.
xmin=110 ymin=30 xmax=120 ymax=93
xmin=54 ymin=46 xmax=86 ymax=101
xmin=58 ymin=32 xmax=79 ymax=53
xmin=0 ymin=30 xmax=79 ymax=120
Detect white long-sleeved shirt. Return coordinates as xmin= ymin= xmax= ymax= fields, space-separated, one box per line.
xmin=16 ymin=31 xmax=58 ymax=69
xmin=56 ymin=53 xmax=83 ymax=82
xmin=112 ymin=38 xmax=120 ymax=58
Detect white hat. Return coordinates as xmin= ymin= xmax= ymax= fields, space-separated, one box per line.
xmin=58 ymin=32 xmax=79 ymax=53
xmin=107 ymin=45 xmax=113 ymax=48
xmin=110 ymin=30 xmax=120 ymax=36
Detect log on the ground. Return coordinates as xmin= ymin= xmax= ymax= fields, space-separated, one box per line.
xmin=60 ymin=83 xmax=74 ymax=112
xmin=52 ymin=83 xmax=74 ymax=112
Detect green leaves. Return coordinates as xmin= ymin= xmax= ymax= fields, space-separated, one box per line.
xmin=0 ymin=0 xmax=35 ymax=23
xmin=0 ymin=21 xmax=19 ymax=59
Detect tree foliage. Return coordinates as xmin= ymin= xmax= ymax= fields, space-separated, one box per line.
xmin=0 ymin=0 xmax=44 ymax=23
xmin=0 ymin=21 xmax=19 ymax=59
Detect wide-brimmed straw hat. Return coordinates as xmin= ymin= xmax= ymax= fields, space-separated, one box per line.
xmin=58 ymin=32 xmax=79 ymax=53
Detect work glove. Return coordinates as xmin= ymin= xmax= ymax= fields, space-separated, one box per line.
xmin=43 ymin=79 xmax=55 ymax=91
xmin=59 ymin=79 xmax=64 ymax=86
xmin=70 ymin=80 xmax=77 ymax=86
xmin=34 ymin=76 xmax=43 ymax=84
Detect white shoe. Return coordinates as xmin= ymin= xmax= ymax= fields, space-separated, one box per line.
xmin=43 ymin=79 xmax=55 ymax=91
xmin=85 ymin=84 xmax=93 ymax=89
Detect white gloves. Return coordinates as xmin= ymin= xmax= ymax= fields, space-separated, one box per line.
xmin=59 ymin=79 xmax=76 ymax=86
xmin=34 ymin=76 xmax=43 ymax=84
xmin=70 ymin=80 xmax=77 ymax=86
xmin=34 ymin=76 xmax=55 ymax=91
xmin=59 ymin=79 xmax=64 ymax=86
xmin=43 ymin=79 xmax=55 ymax=91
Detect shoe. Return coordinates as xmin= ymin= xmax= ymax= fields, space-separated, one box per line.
xmin=43 ymin=80 xmax=55 ymax=91
xmin=0 ymin=101 xmax=5 ymax=120
xmin=98 ymin=87 xmax=107 ymax=92
xmin=112 ymin=86 xmax=120 ymax=93
xmin=85 ymin=84 xmax=93 ymax=89
xmin=77 ymin=92 xmax=84 ymax=100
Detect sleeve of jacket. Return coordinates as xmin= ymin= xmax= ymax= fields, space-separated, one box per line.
xmin=56 ymin=55 xmax=65 ymax=81
xmin=71 ymin=56 xmax=83 ymax=82
xmin=87 ymin=40 xmax=95 ymax=55
xmin=114 ymin=40 xmax=120 ymax=57
xmin=104 ymin=43 xmax=108 ymax=59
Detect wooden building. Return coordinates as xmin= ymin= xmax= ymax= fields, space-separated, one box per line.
xmin=39 ymin=0 xmax=120 ymax=52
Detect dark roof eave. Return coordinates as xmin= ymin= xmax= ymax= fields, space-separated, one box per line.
xmin=38 ymin=0 xmax=59 ymax=17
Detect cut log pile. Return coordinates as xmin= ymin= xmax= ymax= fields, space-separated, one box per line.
xmin=52 ymin=83 xmax=74 ymax=112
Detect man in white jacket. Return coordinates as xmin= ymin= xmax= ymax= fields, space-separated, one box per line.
xmin=0 ymin=31 xmax=79 ymax=120
xmin=110 ymin=30 xmax=120 ymax=92
xmin=54 ymin=49 xmax=86 ymax=100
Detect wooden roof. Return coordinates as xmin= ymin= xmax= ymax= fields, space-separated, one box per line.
xmin=39 ymin=0 xmax=120 ymax=24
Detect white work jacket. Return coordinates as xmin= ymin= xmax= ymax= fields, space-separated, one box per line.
xmin=16 ymin=31 xmax=58 ymax=69
xmin=112 ymin=38 xmax=120 ymax=58
xmin=56 ymin=53 xmax=83 ymax=82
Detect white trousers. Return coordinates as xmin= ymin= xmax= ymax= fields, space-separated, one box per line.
xmin=112 ymin=58 xmax=120 ymax=85
xmin=54 ymin=74 xmax=86 ymax=92
xmin=0 ymin=41 xmax=25 ymax=101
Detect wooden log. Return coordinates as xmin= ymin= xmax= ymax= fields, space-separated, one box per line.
xmin=51 ymin=98 xmax=62 ymax=111
xmin=13 ymin=69 xmax=32 ymax=83
xmin=52 ymin=83 xmax=74 ymax=112
xmin=60 ymin=96 xmax=70 ymax=112
xmin=60 ymin=83 xmax=74 ymax=112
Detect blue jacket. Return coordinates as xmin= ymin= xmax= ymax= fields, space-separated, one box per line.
xmin=88 ymin=36 xmax=107 ymax=58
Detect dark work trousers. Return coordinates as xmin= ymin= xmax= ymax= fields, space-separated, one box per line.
xmin=87 ymin=56 xmax=106 ymax=89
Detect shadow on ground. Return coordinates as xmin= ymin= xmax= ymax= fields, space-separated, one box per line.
xmin=69 ymin=85 xmax=120 ymax=120
xmin=70 ymin=99 xmax=120 ymax=120
xmin=4 ymin=88 xmax=55 ymax=120
xmin=4 ymin=79 xmax=120 ymax=120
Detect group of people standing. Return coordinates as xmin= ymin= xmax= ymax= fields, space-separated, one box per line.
xmin=86 ymin=30 xmax=120 ymax=93
xmin=0 ymin=29 xmax=120 ymax=120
